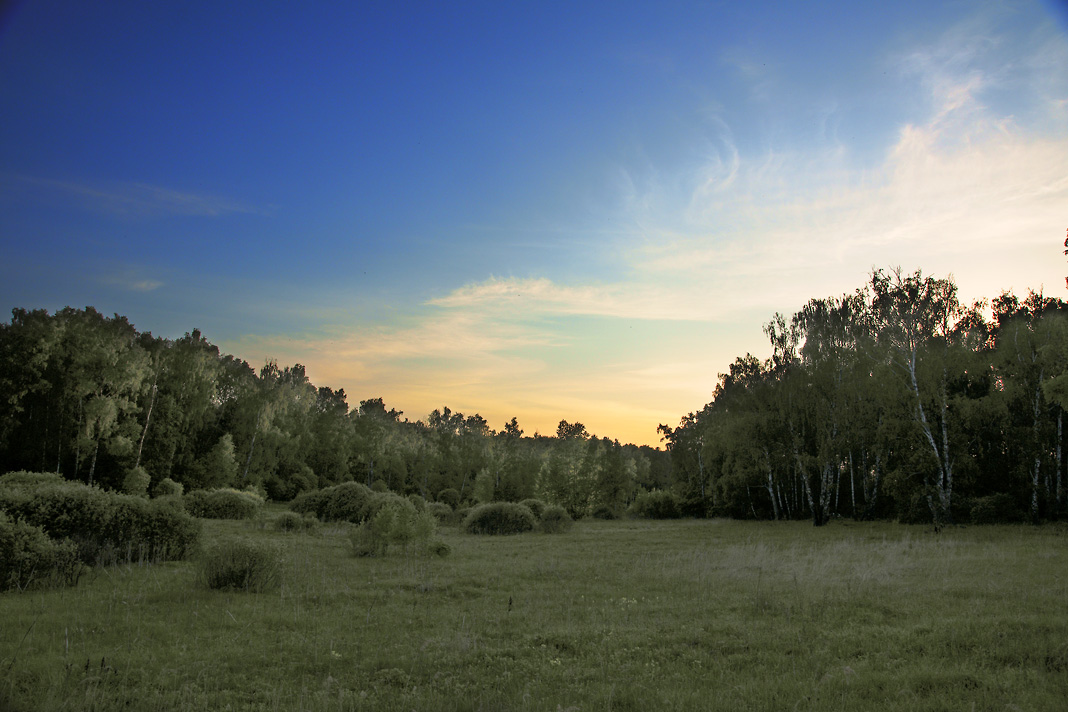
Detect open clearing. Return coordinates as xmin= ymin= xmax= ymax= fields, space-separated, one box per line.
xmin=2 ymin=516 xmax=1066 ymax=711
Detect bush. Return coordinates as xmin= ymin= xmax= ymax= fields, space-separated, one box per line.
xmin=437 ymin=488 xmax=461 ymax=509
xmin=184 ymin=488 xmax=263 ymax=520
xmin=0 ymin=512 xmax=84 ymax=592
xmin=971 ymin=493 xmax=1026 ymax=524
xmin=0 ymin=471 xmax=64 ymax=487
xmin=426 ymin=501 xmax=454 ymax=522
xmin=680 ymin=496 xmax=713 ymax=519
xmin=122 ymin=466 xmax=151 ymax=496
xmin=198 ymin=540 xmax=281 ymax=592
xmin=0 ymin=482 xmax=200 ymax=565
xmin=591 ymin=504 xmax=619 ymax=520
xmin=427 ymin=539 xmax=451 ymax=558
xmin=463 ymin=502 xmax=536 ymax=535
xmin=349 ymin=497 xmax=437 ymax=557
xmin=628 ymin=490 xmax=683 ymax=519
xmin=289 ymin=488 xmax=333 ymax=519
xmin=273 ymin=511 xmax=318 ymax=533
xmin=152 ymin=477 xmax=184 ymax=498
xmin=540 ymin=505 xmax=573 ymax=534
xmin=324 ymin=482 xmax=375 ymax=523
xmin=519 ymin=498 xmax=548 ymax=519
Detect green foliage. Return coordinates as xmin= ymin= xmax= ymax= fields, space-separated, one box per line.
xmin=122 ymin=466 xmax=151 ymax=496
xmin=462 ymin=502 xmax=536 ymax=535
xmin=272 ymin=510 xmax=319 ymax=533
xmin=628 ymin=489 xmax=683 ymax=519
xmin=473 ymin=469 xmax=494 ymax=503
xmin=289 ymin=488 xmax=332 ymax=519
xmin=970 ymin=493 xmax=1027 ymax=524
xmin=184 ymin=488 xmax=264 ymax=520
xmin=0 ymin=471 xmax=64 ymax=487
xmin=0 ymin=481 xmax=199 ymax=565
xmin=519 ymin=498 xmax=547 ymax=519
xmin=539 ymin=504 xmax=573 ymax=533
xmin=198 ymin=539 xmax=281 ymax=592
xmin=426 ymin=501 xmax=454 ymax=522
xmin=437 ymin=487 xmax=461 ymax=509
xmin=349 ymin=495 xmax=437 ymax=556
xmin=591 ymin=503 xmax=620 ymax=520
xmin=152 ymin=477 xmax=184 ymax=498
xmin=325 ymin=482 xmax=374 ymax=522
xmin=0 ymin=511 xmax=84 ymax=592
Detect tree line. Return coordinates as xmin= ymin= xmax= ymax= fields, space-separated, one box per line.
xmin=0 ymin=307 xmax=669 ymax=514
xmin=659 ymin=268 xmax=1068 ymax=525
xmin=3 ymin=265 xmax=1065 ymax=525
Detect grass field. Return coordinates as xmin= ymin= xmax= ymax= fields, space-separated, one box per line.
xmin=2 ymin=514 xmax=1066 ymax=711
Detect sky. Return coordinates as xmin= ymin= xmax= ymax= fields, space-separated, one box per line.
xmin=1 ymin=1 xmax=1067 ymax=447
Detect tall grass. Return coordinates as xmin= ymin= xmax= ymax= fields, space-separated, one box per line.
xmin=1 ymin=517 xmax=1065 ymax=711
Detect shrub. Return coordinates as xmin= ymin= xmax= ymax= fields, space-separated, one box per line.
xmin=198 ymin=540 xmax=281 ymax=592
xmin=0 ymin=471 xmax=64 ymax=487
xmin=360 ymin=491 xmax=416 ymax=522
xmin=122 ymin=466 xmax=151 ymax=496
xmin=370 ymin=479 xmax=389 ymax=493
xmin=289 ymin=488 xmax=332 ymax=520
xmin=463 ymin=502 xmax=536 ymax=535
xmin=152 ymin=477 xmax=184 ymax=498
xmin=408 ymin=493 xmax=427 ymax=511
xmin=519 ymin=498 xmax=547 ymax=519
xmin=540 ymin=505 xmax=573 ymax=534
xmin=427 ymin=539 xmax=452 ymax=558
xmin=437 ymin=488 xmax=461 ymax=509
xmin=0 ymin=512 xmax=84 ymax=592
xmin=0 ymin=482 xmax=199 ymax=565
xmin=273 ymin=511 xmax=318 ymax=533
xmin=591 ymin=504 xmax=619 ymax=520
xmin=426 ymin=501 xmax=453 ymax=522
xmin=628 ymin=490 xmax=682 ymax=519
xmin=971 ymin=493 xmax=1026 ymax=524
xmin=349 ymin=497 xmax=437 ymax=557
xmin=184 ymin=488 xmax=263 ymax=520
xmin=680 ymin=496 xmax=713 ymax=519
xmin=324 ymin=482 xmax=374 ymax=523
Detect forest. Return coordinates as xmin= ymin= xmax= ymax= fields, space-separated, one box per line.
xmin=2 ymin=266 xmax=1066 ymax=526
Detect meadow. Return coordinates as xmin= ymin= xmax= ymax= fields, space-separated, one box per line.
xmin=2 ymin=514 xmax=1066 ymax=711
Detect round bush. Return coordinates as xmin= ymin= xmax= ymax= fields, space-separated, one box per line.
xmin=591 ymin=504 xmax=619 ymax=520
xmin=426 ymin=501 xmax=453 ymax=522
xmin=518 ymin=498 xmax=547 ymax=519
xmin=184 ymin=488 xmax=263 ymax=520
xmin=289 ymin=488 xmax=332 ymax=519
xmin=0 ymin=511 xmax=84 ymax=592
xmin=427 ymin=539 xmax=451 ymax=558
xmin=122 ymin=466 xmax=151 ymax=496
xmin=273 ymin=511 xmax=318 ymax=533
xmin=539 ymin=505 xmax=573 ymax=534
xmin=324 ymin=482 xmax=374 ymax=523
xmin=0 ymin=482 xmax=199 ymax=565
xmin=0 ymin=471 xmax=65 ymax=488
xmin=970 ymin=493 xmax=1026 ymax=524
xmin=628 ymin=490 xmax=683 ymax=519
xmin=437 ymin=488 xmax=461 ymax=509
xmin=152 ymin=477 xmax=184 ymax=498
xmin=462 ymin=502 xmax=537 ymax=535
xmin=198 ymin=540 xmax=281 ymax=592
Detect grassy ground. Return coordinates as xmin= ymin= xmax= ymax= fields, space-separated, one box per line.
xmin=1 ymin=515 xmax=1066 ymax=711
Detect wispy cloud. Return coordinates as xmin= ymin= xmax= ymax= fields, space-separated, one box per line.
xmin=100 ymin=272 xmax=164 ymax=292
xmin=1 ymin=174 xmax=261 ymax=218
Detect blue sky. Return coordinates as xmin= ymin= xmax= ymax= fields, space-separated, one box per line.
xmin=2 ymin=0 xmax=1067 ymax=445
